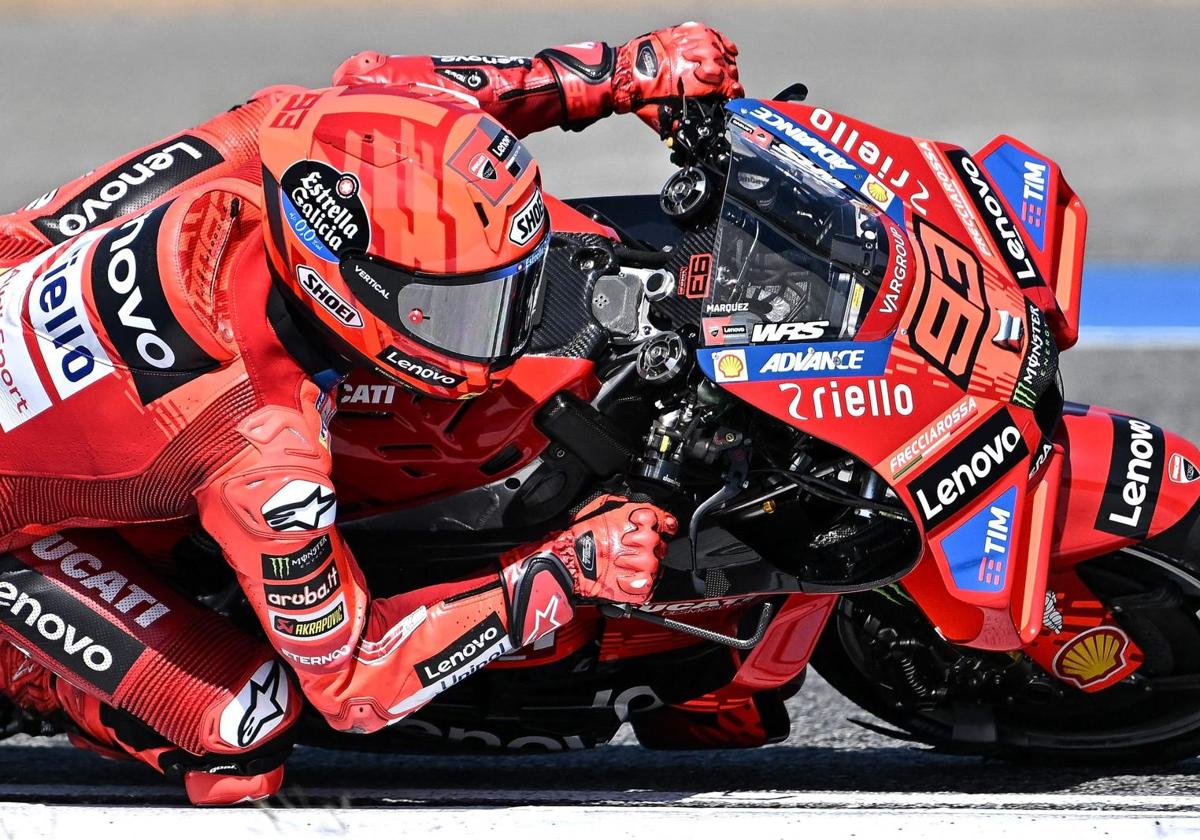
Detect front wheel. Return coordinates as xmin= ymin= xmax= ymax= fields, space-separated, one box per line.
xmin=812 ymin=544 xmax=1200 ymax=764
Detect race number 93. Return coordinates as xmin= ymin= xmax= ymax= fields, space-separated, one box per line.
xmin=908 ymin=218 xmax=989 ymax=390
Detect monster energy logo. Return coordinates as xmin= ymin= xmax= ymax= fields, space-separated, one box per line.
xmin=1012 ymin=381 xmax=1039 ymax=409
xmin=260 ymin=534 xmax=332 ymax=581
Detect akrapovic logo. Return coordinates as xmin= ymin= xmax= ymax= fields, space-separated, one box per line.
xmin=270 ymin=596 xmax=346 ymax=640
xmin=297 ymin=265 xmax=363 ymax=328
xmin=33 ymin=137 xmax=223 ymax=243
xmin=508 ymin=190 xmax=545 ymax=246
xmin=416 ymin=612 xmax=506 ymax=687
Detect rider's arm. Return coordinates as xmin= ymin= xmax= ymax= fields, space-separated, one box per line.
xmin=331 ymin=22 xmax=741 ymax=138
xmin=192 ymin=386 xmax=671 ymax=734
xmin=0 ymin=86 xmax=301 ymax=267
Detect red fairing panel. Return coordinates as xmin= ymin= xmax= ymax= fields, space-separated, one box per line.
xmin=1052 ymin=405 xmax=1200 ymax=565
xmin=332 ymin=356 xmax=599 ymax=516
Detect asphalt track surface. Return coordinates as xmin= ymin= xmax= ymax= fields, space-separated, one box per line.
xmin=2 ymin=0 xmax=1200 ymax=830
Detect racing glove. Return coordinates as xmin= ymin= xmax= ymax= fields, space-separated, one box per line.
xmin=612 ymin=22 xmax=743 ymax=135
xmin=501 ymin=495 xmax=678 ymax=606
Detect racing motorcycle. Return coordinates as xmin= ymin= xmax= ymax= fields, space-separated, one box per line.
xmin=205 ymin=85 xmax=1200 ymax=763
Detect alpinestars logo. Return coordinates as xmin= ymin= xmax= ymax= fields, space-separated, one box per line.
xmin=261 ymin=480 xmax=337 ymax=531
xmin=219 ymin=660 xmax=289 ymax=749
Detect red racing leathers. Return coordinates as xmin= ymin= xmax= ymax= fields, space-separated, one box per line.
xmin=0 ymin=24 xmax=729 ymax=799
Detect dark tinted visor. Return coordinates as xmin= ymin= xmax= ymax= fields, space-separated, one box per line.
xmin=340 ymin=235 xmax=548 ymax=363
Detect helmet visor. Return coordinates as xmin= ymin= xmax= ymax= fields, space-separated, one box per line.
xmin=340 ymin=235 xmax=548 ymax=364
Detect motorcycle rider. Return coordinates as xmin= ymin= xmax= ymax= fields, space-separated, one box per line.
xmin=0 ymin=24 xmax=740 ymax=803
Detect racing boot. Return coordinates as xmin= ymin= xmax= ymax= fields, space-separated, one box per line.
xmin=0 ymin=643 xmax=289 ymax=805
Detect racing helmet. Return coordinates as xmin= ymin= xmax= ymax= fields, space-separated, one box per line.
xmin=260 ymin=85 xmax=549 ymax=399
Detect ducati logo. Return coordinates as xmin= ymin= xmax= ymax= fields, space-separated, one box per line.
xmin=469 ymin=153 xmax=498 ymax=181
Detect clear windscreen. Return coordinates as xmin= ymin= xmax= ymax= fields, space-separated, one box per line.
xmin=703 ymin=127 xmax=892 ymax=345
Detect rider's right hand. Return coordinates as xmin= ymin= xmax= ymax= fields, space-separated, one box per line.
xmin=612 ymin=22 xmax=743 ymax=136
xmin=508 ymin=495 xmax=678 ymax=606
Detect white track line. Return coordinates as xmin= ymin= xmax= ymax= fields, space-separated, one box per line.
xmin=6 ymin=785 xmax=1200 ymax=811
xmin=1 ymin=802 xmax=1200 ymax=840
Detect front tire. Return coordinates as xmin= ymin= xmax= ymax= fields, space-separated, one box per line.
xmin=812 ymin=545 xmax=1200 ymax=764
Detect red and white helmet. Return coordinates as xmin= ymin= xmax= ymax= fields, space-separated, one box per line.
xmin=260 ymin=85 xmax=548 ymax=399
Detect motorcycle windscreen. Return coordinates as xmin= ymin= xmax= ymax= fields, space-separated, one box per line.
xmin=703 ymin=130 xmax=892 ymax=345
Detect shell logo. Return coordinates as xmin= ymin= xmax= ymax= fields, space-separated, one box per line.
xmin=718 ymin=354 xmax=744 ymax=378
xmin=712 ymin=349 xmax=748 ymax=383
xmin=1051 ymin=626 xmax=1130 ymax=689
xmin=866 ymin=181 xmax=890 ymax=204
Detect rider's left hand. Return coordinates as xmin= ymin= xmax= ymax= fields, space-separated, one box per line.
xmin=612 ymin=22 xmax=743 ymax=135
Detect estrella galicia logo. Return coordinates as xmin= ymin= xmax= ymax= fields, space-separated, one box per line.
xmin=575 ymin=531 xmax=597 ymax=580
xmin=907 ymin=410 xmax=1029 ymax=531
xmin=1095 ymin=415 xmax=1164 ymax=540
xmin=261 ymin=480 xmax=337 ymax=532
xmin=697 ymin=338 xmax=893 ymax=384
xmin=279 ymin=160 xmax=371 ymax=263
xmin=938 ymin=485 xmax=1018 ymax=594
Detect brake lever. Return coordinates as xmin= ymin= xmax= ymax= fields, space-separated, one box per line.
xmin=599 ymin=601 xmax=774 ymax=651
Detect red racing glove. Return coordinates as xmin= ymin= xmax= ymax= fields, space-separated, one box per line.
xmin=612 ymin=22 xmax=743 ymax=134
xmin=503 ymin=495 xmax=678 ymax=606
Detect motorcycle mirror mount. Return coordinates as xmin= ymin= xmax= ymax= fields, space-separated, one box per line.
xmin=773 ymin=82 xmax=809 ymax=103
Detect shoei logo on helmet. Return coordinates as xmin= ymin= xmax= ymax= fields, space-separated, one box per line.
xmin=508 ymin=190 xmax=546 ymax=246
xmin=279 ymin=160 xmax=371 ymax=263
xmin=378 ymin=346 xmax=465 ymax=388
xmin=296 ymin=265 xmax=363 ymax=328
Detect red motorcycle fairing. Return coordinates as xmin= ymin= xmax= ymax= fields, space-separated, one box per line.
xmin=698 ymin=99 xmax=1115 ymax=663
xmin=1051 ymin=404 xmax=1200 ymax=564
